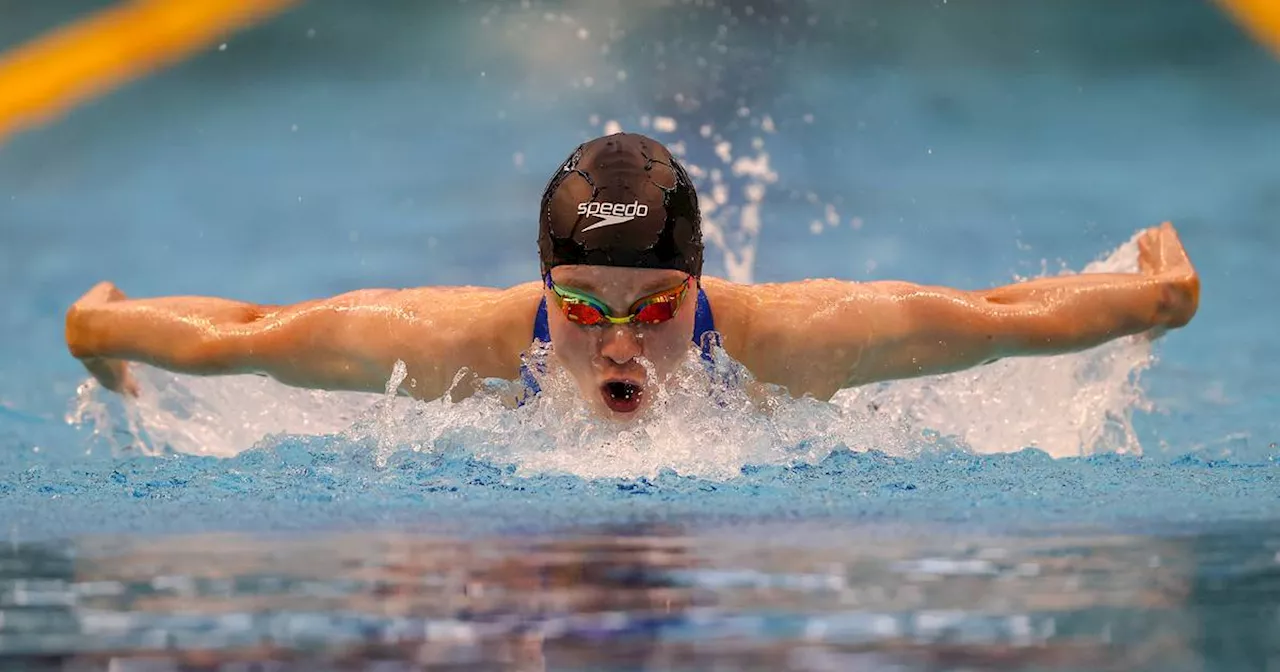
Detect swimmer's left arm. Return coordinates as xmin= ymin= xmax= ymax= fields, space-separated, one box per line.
xmin=863 ymin=223 xmax=1198 ymax=381
xmin=717 ymin=222 xmax=1199 ymax=399
xmin=853 ymin=271 xmax=1196 ymax=385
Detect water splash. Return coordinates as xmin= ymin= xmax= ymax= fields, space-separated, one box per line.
xmin=66 ymin=368 xmax=386 ymax=457
xmin=322 ymin=344 xmax=921 ymax=481
xmin=586 ymin=115 xmax=778 ymax=285
xmin=835 ymin=232 xmax=1154 ymax=458
xmin=482 ymin=0 xmax=846 ymax=284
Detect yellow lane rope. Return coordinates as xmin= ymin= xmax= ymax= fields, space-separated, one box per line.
xmin=0 ymin=1 xmax=1273 ymax=147
xmin=0 ymin=0 xmax=300 ymax=144
xmin=1216 ymin=0 xmax=1280 ymax=56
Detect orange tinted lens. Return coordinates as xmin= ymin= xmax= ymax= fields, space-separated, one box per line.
xmin=564 ymin=301 xmax=605 ymax=325
xmin=633 ymin=300 xmax=677 ymax=324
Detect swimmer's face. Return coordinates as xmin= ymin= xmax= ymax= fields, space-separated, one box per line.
xmin=544 ymin=265 xmax=698 ymax=419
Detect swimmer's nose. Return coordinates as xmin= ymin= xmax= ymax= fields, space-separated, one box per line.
xmin=599 ymin=325 xmax=642 ymax=364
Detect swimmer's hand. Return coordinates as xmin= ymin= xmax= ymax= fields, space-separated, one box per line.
xmin=66 ymin=281 xmax=140 ymax=397
xmin=1137 ymin=221 xmax=1200 ymax=336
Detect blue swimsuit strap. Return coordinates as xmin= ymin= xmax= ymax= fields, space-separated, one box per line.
xmin=691 ymin=287 xmax=718 ymax=361
xmin=521 ymin=288 xmax=717 ymax=396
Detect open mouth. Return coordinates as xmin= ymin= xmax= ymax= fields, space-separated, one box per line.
xmin=600 ymin=380 xmax=644 ymax=414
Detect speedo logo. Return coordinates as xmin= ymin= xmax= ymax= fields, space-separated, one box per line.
xmin=577 ymin=200 xmax=649 ymax=232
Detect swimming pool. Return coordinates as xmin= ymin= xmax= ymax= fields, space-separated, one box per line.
xmin=2 ymin=0 xmax=1278 ymax=669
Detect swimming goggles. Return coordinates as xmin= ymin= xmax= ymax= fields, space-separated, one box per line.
xmin=545 ymin=274 xmax=693 ymax=326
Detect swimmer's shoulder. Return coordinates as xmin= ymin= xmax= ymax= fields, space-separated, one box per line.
xmin=701 ymin=276 xmax=873 ymax=315
xmin=333 ymin=282 xmax=542 ymax=382
xmin=373 ymin=281 xmax=544 ymax=355
xmin=698 ymin=276 xmax=759 ymax=356
xmin=393 ymin=281 xmax=543 ymax=323
xmin=394 ymin=281 xmax=542 ymax=303
xmin=700 ymin=276 xmax=876 ymax=355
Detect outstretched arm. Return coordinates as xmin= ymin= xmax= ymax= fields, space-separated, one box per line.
xmin=65 ymin=280 xmax=543 ymax=400
xmin=715 ymin=222 xmax=1200 ymax=400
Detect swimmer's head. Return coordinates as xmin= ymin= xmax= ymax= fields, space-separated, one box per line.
xmin=537 ymin=133 xmax=704 ymax=419
xmin=538 ymin=132 xmax=703 ymax=277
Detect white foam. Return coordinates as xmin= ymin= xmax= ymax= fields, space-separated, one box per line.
xmin=339 ymin=344 xmax=921 ymax=480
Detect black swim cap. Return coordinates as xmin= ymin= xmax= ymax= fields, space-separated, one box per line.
xmin=538 ymin=132 xmax=703 ymax=277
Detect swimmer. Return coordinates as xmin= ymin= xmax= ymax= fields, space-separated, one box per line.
xmin=64 ymin=133 xmax=1200 ymax=418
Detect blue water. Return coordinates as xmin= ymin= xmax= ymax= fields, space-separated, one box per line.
xmin=3 ymin=0 xmax=1280 ymax=669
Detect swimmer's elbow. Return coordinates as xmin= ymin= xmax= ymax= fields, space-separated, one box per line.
xmin=227 ymin=299 xmax=392 ymax=386
xmin=173 ymin=328 xmax=257 ymax=375
xmin=982 ymin=308 xmax=1085 ymax=358
xmin=183 ymin=304 xmax=279 ymax=374
xmin=903 ymin=292 xmax=1040 ymax=362
xmin=877 ymin=287 xmax=1106 ymax=376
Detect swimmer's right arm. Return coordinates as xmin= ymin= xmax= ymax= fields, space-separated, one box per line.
xmin=65 ymin=280 xmax=543 ymax=400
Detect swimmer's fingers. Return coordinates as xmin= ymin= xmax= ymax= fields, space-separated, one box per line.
xmin=1137 ymin=224 xmax=1167 ymax=275
xmin=69 ymin=281 xmax=138 ymax=397
xmin=81 ymin=355 xmax=139 ymax=398
xmin=1138 ymin=221 xmax=1194 ymax=277
xmin=76 ymin=280 xmax=128 ymax=307
xmin=1137 ymin=222 xmax=1199 ymax=333
xmin=1137 ymin=227 xmax=1157 ymax=275
xmin=1157 ymin=223 xmax=1199 ymax=330
xmin=1141 ymin=325 xmax=1168 ymax=343
xmin=1160 ymin=222 xmax=1195 ymax=276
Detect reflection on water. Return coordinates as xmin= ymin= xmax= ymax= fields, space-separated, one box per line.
xmin=2 ymin=523 xmax=1277 ymax=671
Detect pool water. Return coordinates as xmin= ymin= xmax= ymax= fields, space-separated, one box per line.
xmin=2 ymin=0 xmax=1279 ymax=669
